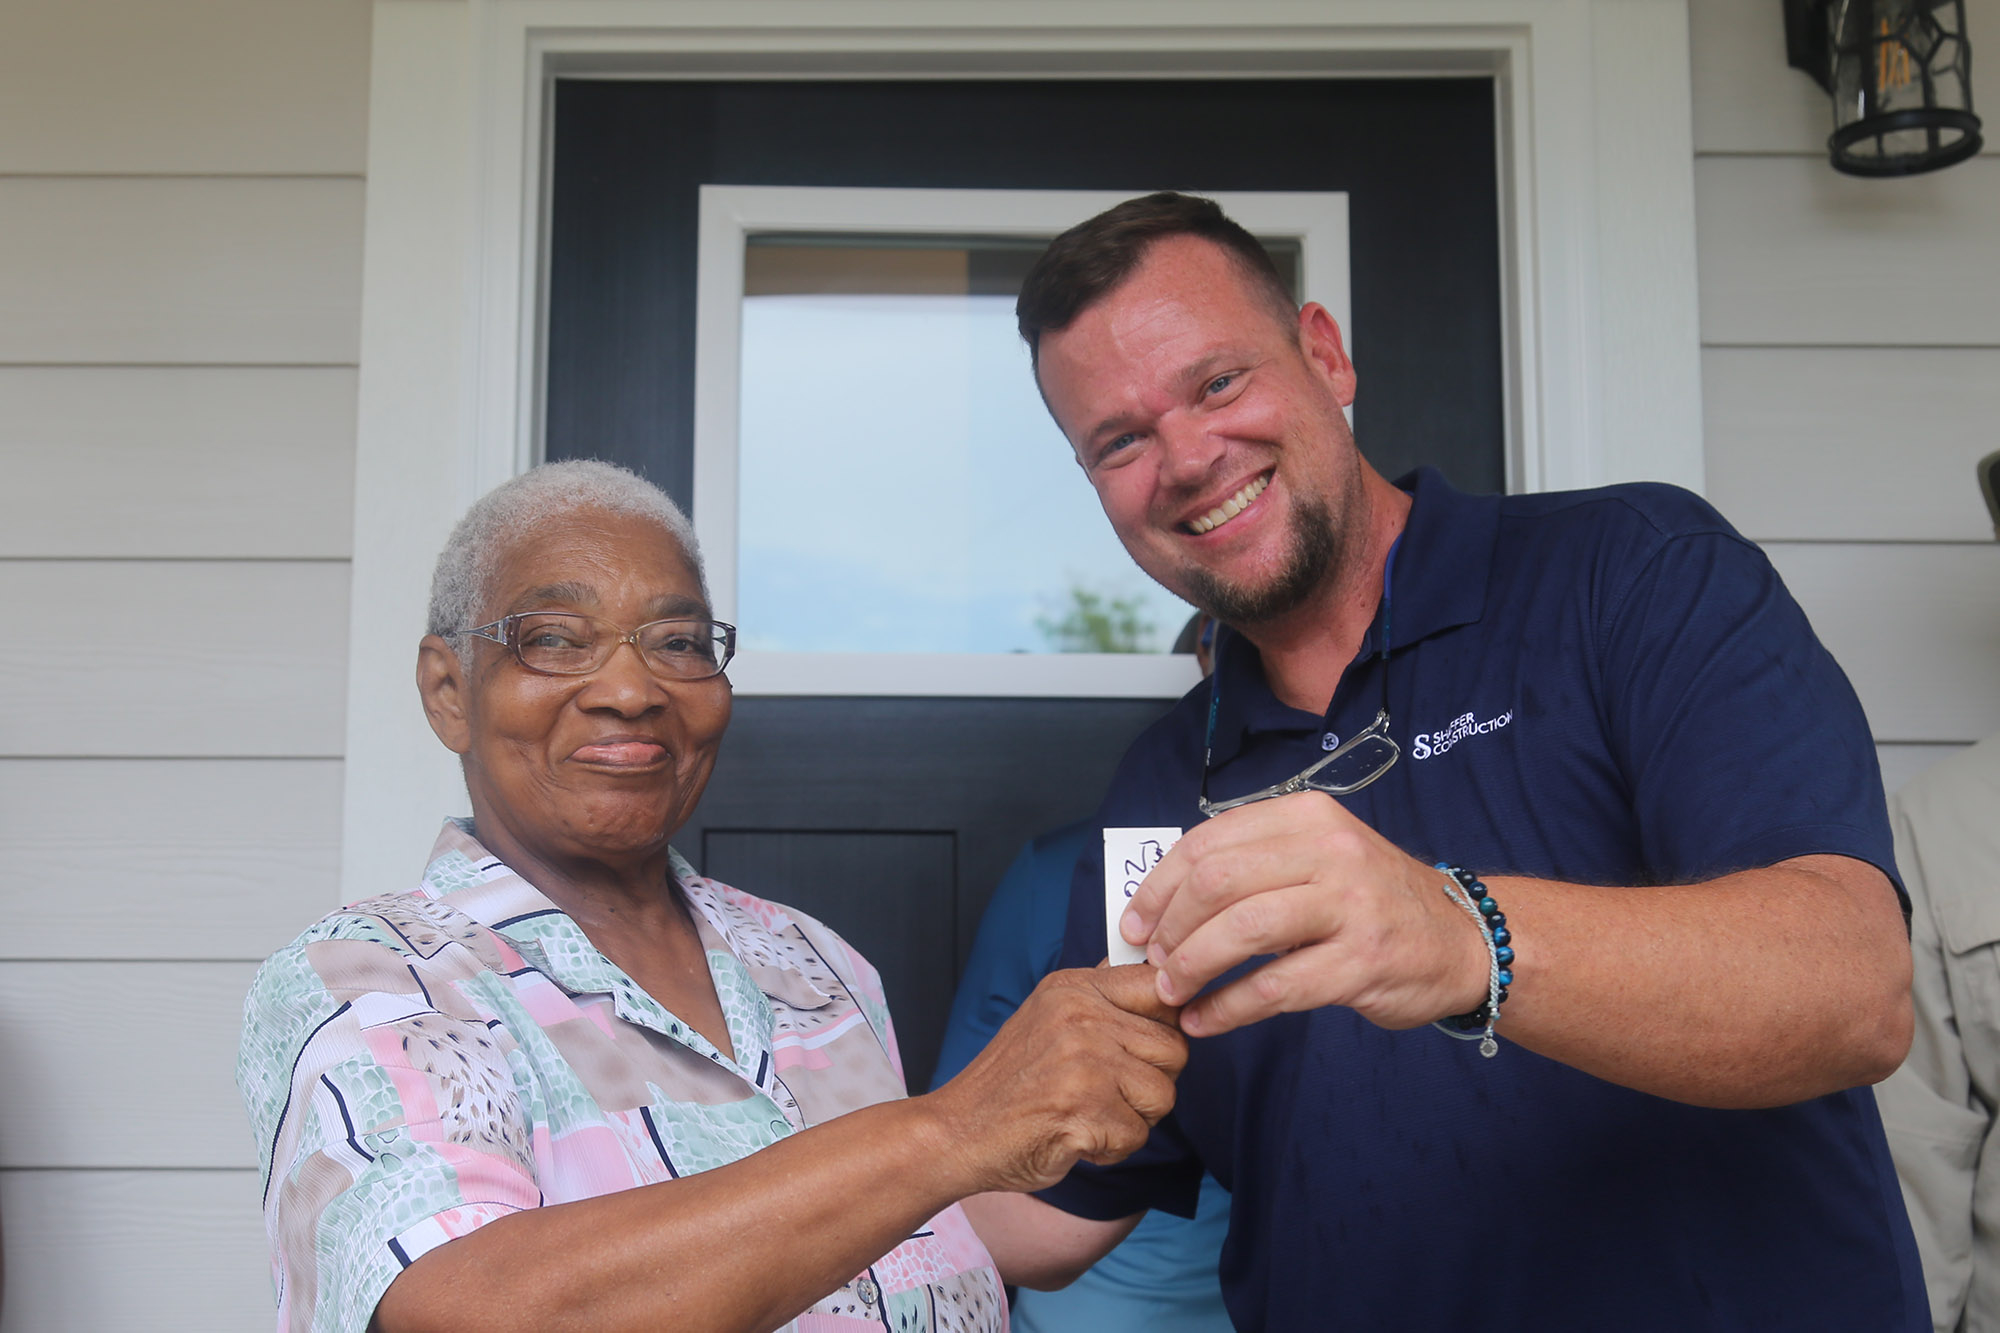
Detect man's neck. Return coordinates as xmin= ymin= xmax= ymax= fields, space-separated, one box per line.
xmin=1242 ymin=469 xmax=1412 ymax=714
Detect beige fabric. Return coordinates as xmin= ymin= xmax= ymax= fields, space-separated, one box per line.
xmin=1878 ymin=735 xmax=2000 ymax=1333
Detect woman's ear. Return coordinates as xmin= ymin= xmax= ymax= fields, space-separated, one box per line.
xmin=416 ymin=635 xmax=474 ymax=756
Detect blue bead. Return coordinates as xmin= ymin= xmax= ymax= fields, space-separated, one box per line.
xmin=1497 ymin=969 xmax=1514 ymax=987
xmin=1477 ymin=897 xmax=1498 ymax=915
xmin=1492 ymin=927 xmax=1512 ymax=946
xmin=1487 ymin=912 xmax=1506 ymax=931
xmin=1496 ymin=946 xmax=1515 ymax=966
xmin=1497 ymin=988 xmax=1510 ymax=1003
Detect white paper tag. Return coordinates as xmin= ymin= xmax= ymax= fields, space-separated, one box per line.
xmin=1102 ymin=826 xmax=1185 ymax=965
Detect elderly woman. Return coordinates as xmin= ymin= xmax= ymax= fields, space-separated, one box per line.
xmin=238 ymin=460 xmax=1183 ymax=1333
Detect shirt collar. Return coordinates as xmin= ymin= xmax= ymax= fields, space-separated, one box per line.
xmin=1206 ymin=466 xmax=1499 ymax=766
xmin=415 ymin=819 xmax=832 ymax=1014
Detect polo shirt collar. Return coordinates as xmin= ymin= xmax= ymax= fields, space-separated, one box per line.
xmin=1206 ymin=467 xmax=1498 ymax=766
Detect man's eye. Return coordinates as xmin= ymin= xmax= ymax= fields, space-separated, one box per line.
xmin=1205 ymin=373 xmax=1237 ymax=396
xmin=1098 ymin=432 xmax=1138 ymax=461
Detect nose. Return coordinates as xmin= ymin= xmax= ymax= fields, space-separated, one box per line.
xmin=574 ymin=638 xmax=668 ymax=716
xmin=1155 ymin=410 xmax=1223 ymax=490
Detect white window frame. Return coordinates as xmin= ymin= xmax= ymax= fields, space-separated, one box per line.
xmin=344 ymin=0 xmax=1703 ymax=900
xmin=698 ymin=184 xmax=1348 ymax=697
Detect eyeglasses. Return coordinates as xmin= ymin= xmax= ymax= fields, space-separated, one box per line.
xmin=1195 ymin=542 xmax=1402 ymax=819
xmin=461 ymin=613 xmax=736 ymax=681
xmin=1196 ymin=706 xmax=1399 ymax=818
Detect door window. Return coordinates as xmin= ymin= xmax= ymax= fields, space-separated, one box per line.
xmin=696 ymin=187 xmax=1347 ymax=695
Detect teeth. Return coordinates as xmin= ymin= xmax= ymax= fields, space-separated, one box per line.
xmin=1189 ymin=474 xmax=1270 ymax=534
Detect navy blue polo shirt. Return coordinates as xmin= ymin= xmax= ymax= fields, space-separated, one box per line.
xmin=1046 ymin=469 xmax=1925 ymax=1331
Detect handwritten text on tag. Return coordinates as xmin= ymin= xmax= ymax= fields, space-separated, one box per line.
xmin=1102 ymin=826 xmax=1185 ymax=965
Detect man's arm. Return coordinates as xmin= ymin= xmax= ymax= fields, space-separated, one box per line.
xmin=959 ymin=1192 xmax=1143 ymax=1290
xmin=1123 ymin=792 xmax=1910 ymax=1109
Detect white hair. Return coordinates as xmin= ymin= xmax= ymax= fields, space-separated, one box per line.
xmin=427 ymin=459 xmax=705 ymax=652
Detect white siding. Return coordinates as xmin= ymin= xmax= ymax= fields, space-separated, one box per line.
xmin=0 ymin=367 xmax=358 ymax=558
xmin=0 ymin=1 xmax=370 ymax=1327
xmin=1688 ymin=0 xmax=2000 ymax=802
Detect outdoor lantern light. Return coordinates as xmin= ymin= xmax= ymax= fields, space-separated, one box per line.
xmin=1785 ymin=0 xmax=1983 ymax=175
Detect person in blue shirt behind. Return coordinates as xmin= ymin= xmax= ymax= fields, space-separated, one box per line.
xmin=935 ymin=819 xmax=1232 ymax=1333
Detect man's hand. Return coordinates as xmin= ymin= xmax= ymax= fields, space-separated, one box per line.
xmin=1122 ymin=791 xmax=1489 ymax=1037
xmin=925 ymin=965 xmax=1187 ymax=1195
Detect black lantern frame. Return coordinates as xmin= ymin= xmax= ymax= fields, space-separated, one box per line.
xmin=1785 ymin=0 xmax=1984 ymax=176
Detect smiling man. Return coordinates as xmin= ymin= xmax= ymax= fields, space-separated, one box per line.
xmin=957 ymin=194 xmax=1927 ymax=1330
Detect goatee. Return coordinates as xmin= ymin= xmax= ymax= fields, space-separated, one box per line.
xmin=1178 ymin=494 xmax=1339 ymax=626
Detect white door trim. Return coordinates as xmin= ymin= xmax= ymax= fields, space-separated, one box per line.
xmin=345 ymin=0 xmax=1702 ymax=899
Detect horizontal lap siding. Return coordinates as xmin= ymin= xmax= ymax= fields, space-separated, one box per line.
xmin=0 ymin=177 xmax=365 ymax=365
xmin=0 ymin=0 xmax=368 ymax=175
xmin=2 ymin=759 xmax=344 ymax=959
xmin=1702 ymin=348 xmax=2000 ymax=543
xmin=1772 ymin=543 xmax=2000 ymax=743
xmin=1696 ymin=157 xmax=2000 ymax=348
xmin=1688 ymin=0 xmax=1999 ymax=800
xmin=0 ymin=963 xmax=263 ymax=1170
xmin=0 ymin=1171 xmax=271 ymax=1328
xmin=0 ymin=2 xmax=370 ymax=1327
xmin=0 ymin=367 xmax=359 ymax=557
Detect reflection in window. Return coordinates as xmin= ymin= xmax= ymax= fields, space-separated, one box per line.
xmin=736 ymin=236 xmax=1297 ymax=655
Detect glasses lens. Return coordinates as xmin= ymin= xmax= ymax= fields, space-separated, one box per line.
xmin=1302 ymin=734 xmax=1399 ymax=795
xmin=637 ymin=619 xmax=731 ymax=678
xmin=512 ymin=613 xmax=603 ymax=674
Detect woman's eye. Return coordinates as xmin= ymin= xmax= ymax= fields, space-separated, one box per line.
xmin=520 ymin=623 xmax=589 ymax=650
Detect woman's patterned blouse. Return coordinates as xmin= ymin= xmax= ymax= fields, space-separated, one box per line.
xmin=238 ymin=819 xmax=1005 ymax=1333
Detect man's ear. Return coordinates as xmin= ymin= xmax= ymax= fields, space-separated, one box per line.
xmin=416 ymin=635 xmax=474 ymax=756
xmin=1296 ymin=303 xmax=1358 ymax=409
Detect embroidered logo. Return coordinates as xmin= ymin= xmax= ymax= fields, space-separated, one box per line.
xmin=1410 ymin=708 xmax=1513 ymax=760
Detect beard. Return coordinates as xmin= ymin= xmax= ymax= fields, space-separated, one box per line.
xmin=1175 ymin=490 xmax=1341 ymax=626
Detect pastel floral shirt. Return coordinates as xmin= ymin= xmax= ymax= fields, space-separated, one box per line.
xmin=238 ymin=819 xmax=1006 ymax=1333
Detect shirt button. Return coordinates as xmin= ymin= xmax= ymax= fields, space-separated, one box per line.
xmin=856 ymin=1277 xmax=880 ymax=1306
xmin=1322 ymin=732 xmax=1341 ymax=751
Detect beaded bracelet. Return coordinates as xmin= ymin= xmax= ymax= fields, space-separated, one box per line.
xmin=1431 ymin=864 xmax=1513 ymax=1058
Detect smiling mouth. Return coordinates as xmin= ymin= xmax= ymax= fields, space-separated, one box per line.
xmin=573 ymin=739 xmax=669 ymax=767
xmin=1185 ymin=473 xmax=1271 ymax=535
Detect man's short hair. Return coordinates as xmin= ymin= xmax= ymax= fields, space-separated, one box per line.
xmin=1015 ymin=192 xmax=1296 ymax=368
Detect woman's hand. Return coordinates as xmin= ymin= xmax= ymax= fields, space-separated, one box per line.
xmin=924 ymin=964 xmax=1188 ymax=1195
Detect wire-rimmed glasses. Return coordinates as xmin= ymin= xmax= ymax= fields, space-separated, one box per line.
xmin=461 ymin=613 xmax=736 ymax=681
xmin=1196 ymin=707 xmax=1400 ymax=819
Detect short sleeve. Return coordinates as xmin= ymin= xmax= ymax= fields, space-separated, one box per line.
xmin=238 ymin=939 xmax=539 ymax=1333
xmin=1597 ymin=524 xmax=1901 ymax=898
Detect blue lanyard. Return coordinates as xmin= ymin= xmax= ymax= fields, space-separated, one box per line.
xmin=1199 ymin=536 xmax=1400 ymax=798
